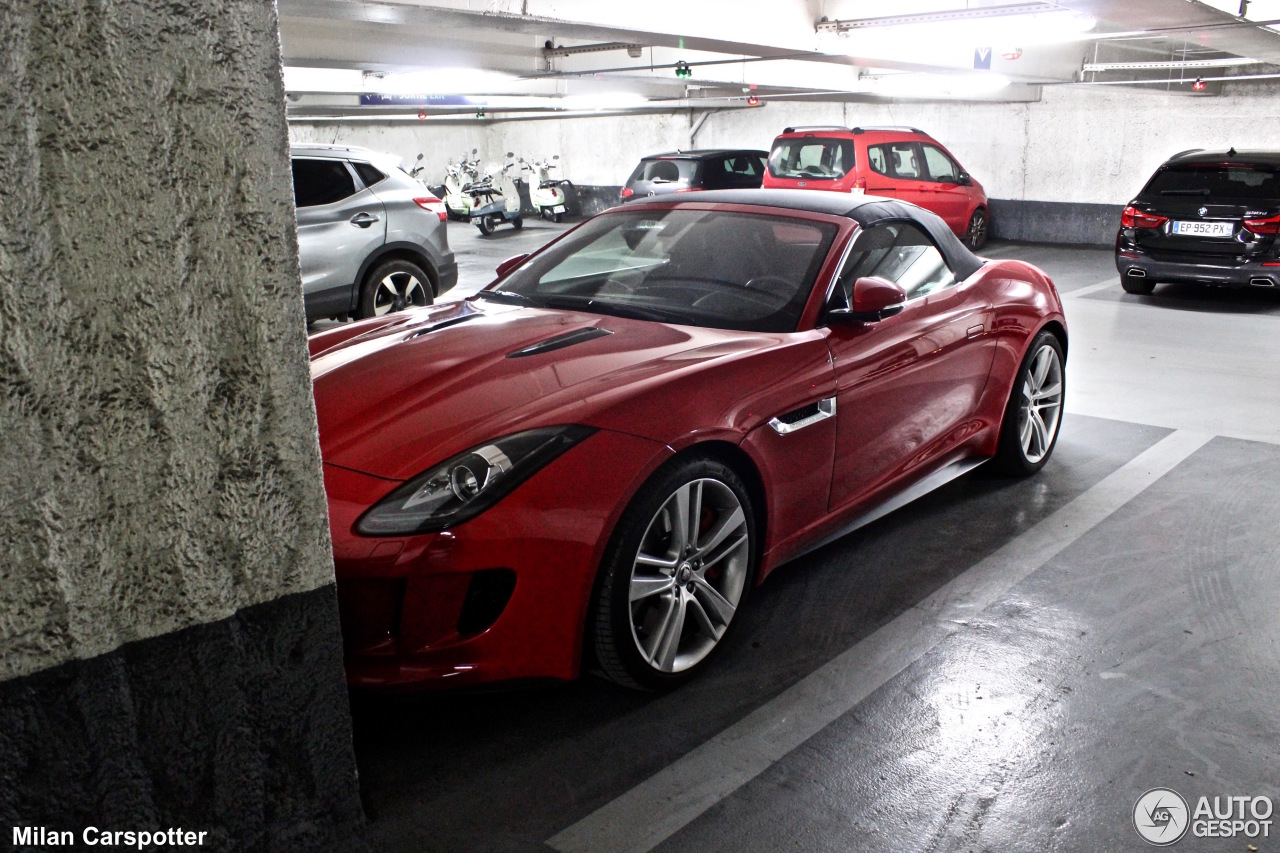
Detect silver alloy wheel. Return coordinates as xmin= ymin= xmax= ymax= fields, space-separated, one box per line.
xmin=372 ymin=271 xmax=429 ymax=316
xmin=627 ymin=478 xmax=750 ymax=674
xmin=967 ymin=209 xmax=988 ymax=248
xmin=1018 ymin=343 xmax=1063 ymax=463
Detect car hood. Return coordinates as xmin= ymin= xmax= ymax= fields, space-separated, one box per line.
xmin=311 ymin=299 xmax=817 ymax=480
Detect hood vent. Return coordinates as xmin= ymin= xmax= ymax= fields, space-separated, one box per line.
xmin=406 ymin=306 xmax=482 ymax=340
xmin=507 ymin=327 xmax=612 ymax=358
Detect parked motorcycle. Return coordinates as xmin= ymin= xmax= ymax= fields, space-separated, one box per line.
xmin=522 ymin=155 xmax=570 ymax=223
xmin=443 ymin=149 xmax=481 ymax=221
xmin=469 ymin=152 xmax=523 ymax=235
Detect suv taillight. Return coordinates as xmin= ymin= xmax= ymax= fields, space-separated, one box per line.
xmin=620 ymin=187 xmax=634 ymax=198
xmin=1121 ymin=205 xmax=1167 ymax=229
xmin=852 ymin=176 xmax=867 ymax=194
xmin=414 ymin=196 xmax=448 ymax=222
xmin=1243 ymin=213 xmax=1280 ymax=235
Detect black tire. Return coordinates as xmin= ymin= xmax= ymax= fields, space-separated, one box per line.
xmin=476 ymin=216 xmax=495 ymax=235
xmin=1121 ymin=275 xmax=1155 ymax=295
xmin=993 ymin=330 xmax=1065 ymax=476
xmin=554 ymin=212 xmax=564 ymax=224
xmin=590 ymin=456 xmax=758 ymax=691
xmin=512 ymin=216 xmax=524 ymax=230
xmin=965 ymin=208 xmax=989 ymax=250
xmin=356 ymin=259 xmax=433 ymax=319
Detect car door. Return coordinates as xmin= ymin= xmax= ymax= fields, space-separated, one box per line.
xmin=920 ymin=144 xmax=970 ymax=231
xmin=823 ymin=222 xmax=996 ymax=512
xmin=864 ymin=142 xmax=935 ymax=210
xmin=292 ymin=157 xmax=387 ymax=308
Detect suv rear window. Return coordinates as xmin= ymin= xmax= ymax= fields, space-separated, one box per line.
xmin=1143 ymin=165 xmax=1280 ymax=200
xmin=628 ymin=159 xmax=697 ymax=184
xmin=292 ymin=158 xmax=357 ymax=207
xmin=767 ymin=138 xmax=854 ymax=180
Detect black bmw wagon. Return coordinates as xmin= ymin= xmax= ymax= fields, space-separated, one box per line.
xmin=1116 ymin=148 xmax=1280 ymax=295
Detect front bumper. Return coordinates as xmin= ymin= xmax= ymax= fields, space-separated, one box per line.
xmin=324 ymin=429 xmax=671 ymax=689
xmin=436 ymin=255 xmax=458 ymax=296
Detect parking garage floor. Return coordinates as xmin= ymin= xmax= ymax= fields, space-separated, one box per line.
xmin=336 ymin=222 xmax=1280 ymax=853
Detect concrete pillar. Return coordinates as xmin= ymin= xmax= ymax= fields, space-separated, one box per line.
xmin=0 ymin=1 xmax=364 ymax=849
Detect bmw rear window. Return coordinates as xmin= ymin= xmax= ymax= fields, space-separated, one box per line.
xmin=768 ymin=138 xmax=855 ymax=180
xmin=1143 ymin=165 xmax=1280 ymax=200
xmin=627 ymin=159 xmax=697 ymax=184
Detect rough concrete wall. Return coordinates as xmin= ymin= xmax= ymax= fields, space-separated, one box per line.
xmin=289 ymin=111 xmax=692 ymax=190
xmin=0 ymin=1 xmax=335 ymax=680
xmin=290 ymin=82 xmax=1280 ymax=205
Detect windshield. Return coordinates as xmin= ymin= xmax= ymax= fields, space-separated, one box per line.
xmin=768 ymin=138 xmax=855 ymax=180
xmin=484 ymin=209 xmax=838 ymax=333
xmin=1143 ymin=164 xmax=1280 ymax=200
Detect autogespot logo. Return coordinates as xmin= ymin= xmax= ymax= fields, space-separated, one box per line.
xmin=1134 ymin=788 xmax=1190 ymax=846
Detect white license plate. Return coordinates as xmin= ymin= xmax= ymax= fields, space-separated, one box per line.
xmin=1172 ymin=220 xmax=1234 ymax=237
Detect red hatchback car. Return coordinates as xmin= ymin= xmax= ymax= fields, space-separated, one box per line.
xmin=763 ymin=126 xmax=991 ymax=249
xmin=309 ymin=190 xmax=1064 ymax=691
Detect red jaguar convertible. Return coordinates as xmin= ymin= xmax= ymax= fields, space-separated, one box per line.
xmin=309 ymin=190 xmax=1066 ymax=691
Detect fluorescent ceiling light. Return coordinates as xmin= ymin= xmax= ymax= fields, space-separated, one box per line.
xmin=824 ymin=8 xmax=1095 ymax=64
xmin=283 ymin=67 xmax=364 ymax=93
xmin=364 ymin=68 xmax=517 ymax=95
xmin=558 ymin=92 xmax=649 ymax=110
xmin=282 ymin=66 xmax=517 ymax=95
xmin=868 ymin=72 xmax=1011 ymax=99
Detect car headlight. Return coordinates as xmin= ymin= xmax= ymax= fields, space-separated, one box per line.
xmin=356 ymin=425 xmax=596 ymax=536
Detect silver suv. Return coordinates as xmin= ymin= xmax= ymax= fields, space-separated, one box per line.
xmin=291 ymin=144 xmax=457 ymax=322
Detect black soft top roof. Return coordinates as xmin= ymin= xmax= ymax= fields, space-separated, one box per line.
xmin=619 ymin=188 xmax=984 ymax=281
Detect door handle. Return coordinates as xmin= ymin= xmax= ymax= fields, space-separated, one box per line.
xmin=966 ymin=324 xmax=985 ymax=339
xmin=350 ymin=212 xmax=380 ymax=228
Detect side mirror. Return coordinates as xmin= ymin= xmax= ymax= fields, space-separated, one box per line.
xmin=956 ymin=171 xmax=972 ymax=186
xmin=472 ymin=148 xmax=479 ymax=155
xmin=416 ymin=153 xmax=424 ymax=161
xmin=553 ymin=155 xmax=560 ymax=160
xmin=495 ymin=253 xmax=530 ymax=279
xmin=505 ymin=151 xmax=515 ymax=158
xmin=828 ymin=276 xmax=906 ymax=322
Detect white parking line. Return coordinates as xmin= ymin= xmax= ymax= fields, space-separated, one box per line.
xmin=546 ymin=429 xmax=1213 ymax=853
xmin=1062 ymin=278 xmax=1117 ymax=299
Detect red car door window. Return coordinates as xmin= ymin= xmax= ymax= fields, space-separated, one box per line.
xmin=865 ymin=142 xmax=933 ymax=209
xmin=823 ymin=222 xmax=995 ymax=511
xmin=921 ymin=144 xmax=970 ymax=231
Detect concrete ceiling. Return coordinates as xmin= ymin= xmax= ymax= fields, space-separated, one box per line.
xmin=277 ymin=0 xmax=1280 ymax=120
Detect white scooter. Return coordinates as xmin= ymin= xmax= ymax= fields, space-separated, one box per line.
xmin=470 ymin=152 xmax=523 ymax=235
xmin=523 ymin=155 xmax=569 ymax=223
xmin=443 ymin=149 xmax=481 ymax=221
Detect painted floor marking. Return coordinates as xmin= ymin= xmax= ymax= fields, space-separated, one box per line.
xmin=1063 ymin=277 xmax=1118 ymax=299
xmin=547 ymin=429 xmax=1212 ymax=853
